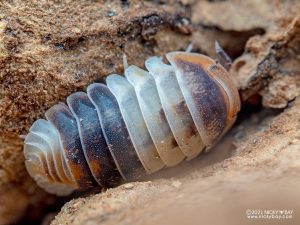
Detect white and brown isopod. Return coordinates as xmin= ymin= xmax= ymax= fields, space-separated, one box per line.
xmin=24 ymin=43 xmax=240 ymax=195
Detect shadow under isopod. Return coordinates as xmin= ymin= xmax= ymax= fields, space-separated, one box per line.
xmin=142 ymin=131 xmax=236 ymax=182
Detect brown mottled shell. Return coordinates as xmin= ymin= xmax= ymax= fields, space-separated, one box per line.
xmin=24 ymin=51 xmax=240 ymax=195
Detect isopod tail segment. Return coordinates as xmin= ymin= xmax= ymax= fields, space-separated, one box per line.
xmin=24 ymin=47 xmax=240 ymax=196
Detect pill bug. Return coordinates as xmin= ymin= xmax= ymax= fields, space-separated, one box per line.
xmin=24 ymin=43 xmax=240 ymax=196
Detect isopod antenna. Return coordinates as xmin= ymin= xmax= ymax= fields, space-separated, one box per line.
xmin=215 ymin=41 xmax=232 ymax=71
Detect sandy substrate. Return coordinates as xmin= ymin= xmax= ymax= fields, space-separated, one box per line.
xmin=51 ymin=99 xmax=300 ymax=225
xmin=0 ymin=0 xmax=299 ymax=224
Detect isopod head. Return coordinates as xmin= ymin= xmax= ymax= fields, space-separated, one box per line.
xmin=166 ymin=51 xmax=240 ymax=146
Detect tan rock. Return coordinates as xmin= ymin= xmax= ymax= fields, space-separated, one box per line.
xmin=52 ymin=98 xmax=300 ymax=225
xmin=0 ymin=0 xmax=299 ymax=224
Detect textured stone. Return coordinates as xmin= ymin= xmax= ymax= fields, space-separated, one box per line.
xmin=0 ymin=0 xmax=299 ymax=224
xmin=52 ymin=99 xmax=300 ymax=225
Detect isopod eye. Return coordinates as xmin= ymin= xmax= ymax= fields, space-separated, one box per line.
xmin=166 ymin=52 xmax=239 ymax=146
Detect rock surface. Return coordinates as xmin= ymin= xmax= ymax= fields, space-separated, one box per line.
xmin=0 ymin=0 xmax=299 ymax=224
xmin=53 ymin=98 xmax=300 ymax=225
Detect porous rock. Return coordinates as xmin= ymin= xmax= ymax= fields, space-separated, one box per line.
xmin=52 ymin=98 xmax=300 ymax=225
xmin=0 ymin=0 xmax=299 ymax=224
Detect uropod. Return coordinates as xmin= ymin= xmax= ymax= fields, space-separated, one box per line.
xmin=24 ymin=42 xmax=240 ymax=195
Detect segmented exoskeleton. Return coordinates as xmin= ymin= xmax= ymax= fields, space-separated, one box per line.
xmin=24 ymin=43 xmax=240 ymax=195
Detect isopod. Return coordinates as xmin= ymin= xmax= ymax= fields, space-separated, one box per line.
xmin=24 ymin=42 xmax=240 ymax=195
